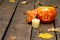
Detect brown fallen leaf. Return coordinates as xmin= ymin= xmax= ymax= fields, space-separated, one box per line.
xmin=8 ymin=36 xmax=16 ymax=40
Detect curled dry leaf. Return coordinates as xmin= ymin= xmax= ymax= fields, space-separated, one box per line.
xmin=48 ymin=27 xmax=60 ymax=32
xmin=48 ymin=27 xmax=55 ymax=32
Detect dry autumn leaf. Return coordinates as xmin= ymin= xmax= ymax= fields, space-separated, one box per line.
xmin=48 ymin=27 xmax=55 ymax=32
xmin=8 ymin=36 xmax=16 ymax=40
xmin=55 ymin=28 xmax=60 ymax=32
xmin=48 ymin=27 xmax=60 ymax=32
xmin=21 ymin=1 xmax=28 ymax=4
xmin=10 ymin=0 xmax=15 ymax=3
xmin=38 ymin=33 xmax=53 ymax=39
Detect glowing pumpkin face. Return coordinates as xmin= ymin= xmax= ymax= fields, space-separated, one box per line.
xmin=37 ymin=6 xmax=56 ymax=23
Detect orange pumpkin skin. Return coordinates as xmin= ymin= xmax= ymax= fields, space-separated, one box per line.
xmin=37 ymin=6 xmax=56 ymax=23
xmin=26 ymin=9 xmax=37 ymax=23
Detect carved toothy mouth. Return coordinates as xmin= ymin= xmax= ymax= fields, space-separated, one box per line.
xmin=42 ymin=10 xmax=50 ymax=21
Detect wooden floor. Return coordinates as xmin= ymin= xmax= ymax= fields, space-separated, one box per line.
xmin=0 ymin=0 xmax=60 ymax=40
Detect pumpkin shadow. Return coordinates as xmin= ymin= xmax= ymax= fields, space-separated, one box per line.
xmin=27 ymin=22 xmax=32 ymax=25
xmin=40 ymin=20 xmax=55 ymax=24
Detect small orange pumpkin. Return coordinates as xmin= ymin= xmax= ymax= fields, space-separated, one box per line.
xmin=37 ymin=6 xmax=56 ymax=23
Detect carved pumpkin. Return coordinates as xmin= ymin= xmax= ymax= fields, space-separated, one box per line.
xmin=26 ymin=6 xmax=56 ymax=23
xmin=37 ymin=6 xmax=56 ymax=23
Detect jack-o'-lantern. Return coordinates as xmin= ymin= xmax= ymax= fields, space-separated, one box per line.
xmin=37 ymin=6 xmax=56 ymax=23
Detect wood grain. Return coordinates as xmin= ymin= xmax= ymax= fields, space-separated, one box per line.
xmin=31 ymin=0 xmax=56 ymax=40
xmin=0 ymin=0 xmax=18 ymax=40
xmin=52 ymin=0 xmax=60 ymax=40
xmin=4 ymin=0 xmax=35 ymax=40
xmin=55 ymin=8 xmax=60 ymax=40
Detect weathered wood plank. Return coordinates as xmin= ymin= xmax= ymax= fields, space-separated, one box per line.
xmin=4 ymin=0 xmax=35 ymax=40
xmin=31 ymin=0 xmax=56 ymax=40
xmin=55 ymin=8 xmax=60 ymax=40
xmin=0 ymin=0 xmax=3 ymax=4
xmin=0 ymin=0 xmax=18 ymax=40
xmin=31 ymin=24 xmax=56 ymax=40
xmin=52 ymin=0 xmax=60 ymax=40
